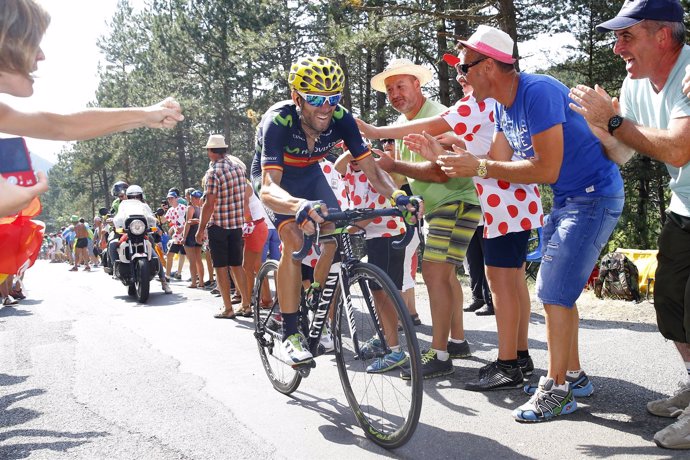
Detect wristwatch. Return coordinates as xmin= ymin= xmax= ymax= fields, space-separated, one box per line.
xmin=476 ymin=159 xmax=488 ymax=178
xmin=607 ymin=115 xmax=624 ymax=136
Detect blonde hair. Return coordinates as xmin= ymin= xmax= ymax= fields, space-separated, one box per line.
xmin=0 ymin=0 xmax=50 ymax=76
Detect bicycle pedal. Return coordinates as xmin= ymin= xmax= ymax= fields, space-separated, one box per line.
xmin=291 ymin=359 xmax=316 ymax=370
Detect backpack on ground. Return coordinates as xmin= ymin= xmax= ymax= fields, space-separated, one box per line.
xmin=594 ymin=252 xmax=641 ymax=302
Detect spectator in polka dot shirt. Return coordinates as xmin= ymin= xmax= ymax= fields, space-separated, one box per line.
xmin=359 ymin=66 xmax=542 ymax=391
xmin=334 ymin=150 xmax=409 ymax=373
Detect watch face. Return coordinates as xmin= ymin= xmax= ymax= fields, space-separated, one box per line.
xmin=608 ymin=115 xmax=623 ymax=134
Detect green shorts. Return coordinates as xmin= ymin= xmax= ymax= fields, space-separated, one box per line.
xmin=423 ymin=201 xmax=481 ymax=266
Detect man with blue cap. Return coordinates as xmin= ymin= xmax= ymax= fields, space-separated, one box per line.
xmin=569 ymin=0 xmax=690 ymax=449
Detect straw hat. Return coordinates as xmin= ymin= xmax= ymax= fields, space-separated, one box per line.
xmin=370 ymin=58 xmax=433 ymax=93
xmin=204 ymin=134 xmax=228 ymax=149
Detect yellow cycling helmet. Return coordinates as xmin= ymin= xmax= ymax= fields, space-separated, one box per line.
xmin=288 ymin=56 xmax=345 ymax=93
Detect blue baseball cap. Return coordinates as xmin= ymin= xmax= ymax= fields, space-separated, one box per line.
xmin=166 ymin=191 xmax=178 ymax=198
xmin=191 ymin=190 xmax=203 ymax=198
xmin=596 ymin=0 xmax=684 ymax=32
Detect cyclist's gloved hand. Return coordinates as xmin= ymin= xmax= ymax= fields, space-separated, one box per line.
xmin=242 ymin=221 xmax=255 ymax=237
xmin=295 ymin=200 xmax=327 ymax=234
xmin=391 ymin=190 xmax=423 ymax=225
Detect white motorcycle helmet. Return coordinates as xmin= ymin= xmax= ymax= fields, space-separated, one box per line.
xmin=126 ymin=184 xmax=145 ymax=201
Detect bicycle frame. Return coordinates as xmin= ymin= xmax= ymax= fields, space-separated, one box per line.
xmin=302 ymin=232 xmax=389 ymax=360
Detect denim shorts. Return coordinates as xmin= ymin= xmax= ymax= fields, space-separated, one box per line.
xmin=536 ymin=195 xmax=623 ymax=307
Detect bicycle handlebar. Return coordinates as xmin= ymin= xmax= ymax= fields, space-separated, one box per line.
xmin=291 ymin=207 xmax=420 ymax=261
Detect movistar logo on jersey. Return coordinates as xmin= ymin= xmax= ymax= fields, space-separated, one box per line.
xmin=285 ymin=146 xmax=300 ymax=155
xmin=333 ymin=106 xmax=346 ymax=120
xmin=273 ymin=113 xmax=293 ymax=127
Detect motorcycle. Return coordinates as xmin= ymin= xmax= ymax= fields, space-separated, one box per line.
xmin=110 ymin=200 xmax=160 ymax=303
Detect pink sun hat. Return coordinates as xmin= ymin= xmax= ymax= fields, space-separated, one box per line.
xmin=457 ymin=25 xmax=516 ymax=64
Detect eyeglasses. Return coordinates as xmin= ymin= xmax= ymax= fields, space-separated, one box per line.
xmin=296 ymin=90 xmax=342 ymax=108
xmin=454 ymin=58 xmax=487 ymax=76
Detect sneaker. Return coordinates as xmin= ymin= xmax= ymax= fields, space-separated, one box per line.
xmin=2 ymin=295 xmax=18 ymax=306
xmin=401 ymin=349 xmax=454 ymax=380
xmin=654 ymin=405 xmax=690 ymax=449
xmin=463 ymin=298 xmax=485 ymax=312
xmin=513 ymin=376 xmax=577 ymax=422
xmin=524 ymin=370 xmax=594 ymax=398
xmin=367 ymin=350 xmax=408 ymax=374
xmin=320 ymin=324 xmax=334 ymax=353
xmin=359 ymin=337 xmax=384 ymax=360
xmin=447 ymin=340 xmax=471 ymax=359
xmin=466 ymin=361 xmax=524 ymax=391
xmin=475 ymin=303 xmax=495 ymax=316
xmin=648 ymin=382 xmax=690 ymax=418
xmin=282 ymin=333 xmax=313 ymax=364
xmin=161 ymin=281 xmax=172 ymax=294
xmin=517 ymin=356 xmax=534 ymax=377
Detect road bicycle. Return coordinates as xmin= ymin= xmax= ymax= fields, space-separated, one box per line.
xmin=252 ymin=206 xmax=423 ymax=449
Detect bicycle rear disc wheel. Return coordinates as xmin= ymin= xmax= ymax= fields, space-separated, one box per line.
xmin=334 ymin=262 xmax=422 ymax=449
xmin=253 ymin=260 xmax=301 ymax=394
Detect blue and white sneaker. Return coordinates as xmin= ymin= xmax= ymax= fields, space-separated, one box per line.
xmin=366 ymin=350 xmax=408 ymax=373
xmin=524 ymin=370 xmax=594 ymax=398
xmin=282 ymin=333 xmax=313 ymax=365
xmin=513 ymin=376 xmax=577 ymax=422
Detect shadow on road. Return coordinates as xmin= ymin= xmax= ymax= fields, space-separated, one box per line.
xmin=0 ymin=307 xmax=32 ymax=319
xmin=0 ymin=374 xmax=108 ymax=460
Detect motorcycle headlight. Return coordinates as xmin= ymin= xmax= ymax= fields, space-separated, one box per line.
xmin=129 ymin=219 xmax=146 ymax=235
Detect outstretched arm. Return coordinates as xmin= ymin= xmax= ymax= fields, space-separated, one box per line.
xmin=0 ymin=97 xmax=184 ymax=141
xmin=356 ymin=116 xmax=449 ymax=140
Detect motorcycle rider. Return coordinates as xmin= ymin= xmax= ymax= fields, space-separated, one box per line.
xmin=110 ymin=185 xmax=172 ymax=294
xmin=109 ymin=181 xmax=129 ymax=215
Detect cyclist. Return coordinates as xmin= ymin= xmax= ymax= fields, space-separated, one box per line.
xmin=250 ymin=55 xmax=420 ymax=365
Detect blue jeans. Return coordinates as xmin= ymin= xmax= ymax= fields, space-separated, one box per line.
xmin=536 ymin=195 xmax=623 ymax=307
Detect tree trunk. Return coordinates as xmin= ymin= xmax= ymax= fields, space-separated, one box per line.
xmin=496 ymin=0 xmax=519 ymax=71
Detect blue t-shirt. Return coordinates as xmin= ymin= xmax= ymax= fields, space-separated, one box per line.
xmin=495 ymin=73 xmax=623 ymax=206
xmin=250 ymin=100 xmax=370 ymax=182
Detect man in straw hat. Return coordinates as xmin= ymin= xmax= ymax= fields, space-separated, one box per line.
xmin=196 ymin=134 xmax=252 ymax=319
xmin=359 ymin=58 xmax=481 ymax=379
xmin=571 ymin=0 xmax=690 ymax=448
xmin=407 ymin=25 xmax=624 ymax=421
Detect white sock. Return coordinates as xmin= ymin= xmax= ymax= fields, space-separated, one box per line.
xmin=390 ymin=345 xmax=401 ymax=353
xmin=552 ymin=381 xmax=569 ymax=391
xmin=448 ymin=338 xmax=466 ymax=344
xmin=433 ymin=348 xmax=449 ymax=361
xmin=566 ymin=369 xmax=583 ymax=379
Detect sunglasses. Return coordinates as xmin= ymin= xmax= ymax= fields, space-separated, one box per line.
xmin=454 ymin=58 xmax=487 ymax=76
xmin=297 ymin=90 xmax=342 ymax=108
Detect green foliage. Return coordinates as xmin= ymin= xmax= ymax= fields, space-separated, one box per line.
xmin=41 ymin=0 xmax=677 ymax=251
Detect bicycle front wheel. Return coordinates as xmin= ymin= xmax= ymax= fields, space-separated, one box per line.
xmin=252 ymin=260 xmax=301 ymax=394
xmin=333 ymin=262 xmax=422 ymax=449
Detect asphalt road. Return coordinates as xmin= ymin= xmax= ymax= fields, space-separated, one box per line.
xmin=0 ymin=260 xmax=687 ymax=459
